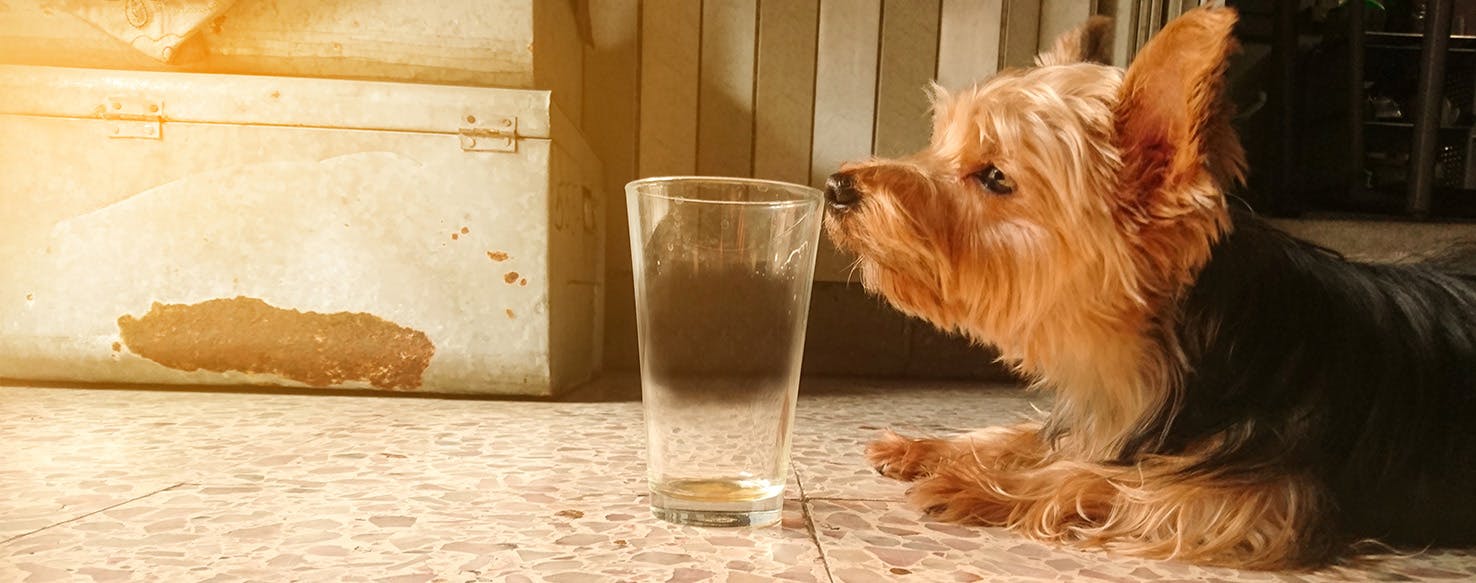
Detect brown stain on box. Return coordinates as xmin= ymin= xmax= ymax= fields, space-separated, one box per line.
xmin=487 ymin=251 xmax=510 ymax=262
xmin=504 ymin=271 xmax=520 ymax=284
xmin=116 ymin=297 xmax=435 ymax=391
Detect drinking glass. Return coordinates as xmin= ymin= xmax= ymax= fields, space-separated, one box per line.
xmin=625 ymin=176 xmax=823 ymax=527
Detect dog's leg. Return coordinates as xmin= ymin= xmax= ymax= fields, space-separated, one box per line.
xmin=874 ymin=424 xmax=1334 ymax=569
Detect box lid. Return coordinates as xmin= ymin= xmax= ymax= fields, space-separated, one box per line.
xmin=0 ymin=64 xmax=556 ymax=139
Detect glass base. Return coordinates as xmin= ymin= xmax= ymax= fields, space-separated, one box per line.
xmin=649 ymin=490 xmax=783 ymax=527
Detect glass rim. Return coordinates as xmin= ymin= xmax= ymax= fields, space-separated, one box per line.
xmin=626 ymin=176 xmax=823 ymax=207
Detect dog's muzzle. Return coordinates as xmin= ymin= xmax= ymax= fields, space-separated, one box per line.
xmin=824 ymin=172 xmax=862 ymax=212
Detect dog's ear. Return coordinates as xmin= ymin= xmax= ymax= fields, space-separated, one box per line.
xmin=1036 ymin=15 xmax=1114 ymax=66
xmin=1113 ymin=7 xmax=1244 ymax=214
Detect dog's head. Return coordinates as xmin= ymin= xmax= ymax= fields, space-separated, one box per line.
xmin=825 ymin=9 xmax=1244 ymax=347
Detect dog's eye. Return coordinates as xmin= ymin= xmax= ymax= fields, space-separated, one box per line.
xmin=971 ymin=165 xmax=1015 ymax=195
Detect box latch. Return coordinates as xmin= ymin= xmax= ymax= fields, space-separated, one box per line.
xmin=459 ymin=115 xmax=517 ymax=153
xmin=103 ymin=96 xmax=163 ymax=140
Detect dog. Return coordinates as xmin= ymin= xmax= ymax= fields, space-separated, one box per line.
xmin=822 ymin=7 xmax=1476 ymax=570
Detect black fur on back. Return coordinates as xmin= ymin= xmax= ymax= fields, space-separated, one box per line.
xmin=1122 ymin=209 xmax=1476 ymax=547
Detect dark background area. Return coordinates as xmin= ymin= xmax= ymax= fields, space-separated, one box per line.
xmin=1227 ymin=0 xmax=1476 ymax=221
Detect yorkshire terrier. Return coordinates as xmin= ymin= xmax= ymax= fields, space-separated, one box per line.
xmin=823 ymin=7 xmax=1476 ymax=570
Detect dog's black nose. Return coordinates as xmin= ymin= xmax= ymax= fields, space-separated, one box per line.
xmin=825 ymin=172 xmax=861 ymax=210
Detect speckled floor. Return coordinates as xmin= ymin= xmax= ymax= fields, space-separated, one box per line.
xmin=1 ymin=379 xmax=1472 ymax=582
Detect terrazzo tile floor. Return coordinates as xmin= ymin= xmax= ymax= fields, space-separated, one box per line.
xmin=2 ymin=378 xmax=1473 ymax=582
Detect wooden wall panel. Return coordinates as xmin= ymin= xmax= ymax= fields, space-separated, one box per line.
xmin=937 ymin=0 xmax=1004 ymax=90
xmin=607 ymin=0 xmax=1031 ymax=287
xmin=638 ymin=0 xmax=701 ymax=177
xmin=585 ymin=0 xmax=641 ymax=370
xmin=591 ymin=0 xmax=1038 ymax=368
xmin=697 ymin=0 xmax=758 ymax=177
xmin=752 ymin=0 xmax=820 ymax=185
xmin=874 ymin=0 xmax=940 ymax=158
xmin=810 ymin=0 xmax=882 ymax=188
xmin=1001 ymin=0 xmax=1042 ymax=68
xmin=1040 ymin=0 xmax=1095 ymax=50
xmin=811 ymin=0 xmax=883 ymax=281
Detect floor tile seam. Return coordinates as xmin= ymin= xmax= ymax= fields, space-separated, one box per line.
xmin=795 ymin=473 xmax=837 ymax=583
xmin=801 ymin=496 xmax=906 ymax=503
xmin=0 ymin=481 xmax=189 ymax=549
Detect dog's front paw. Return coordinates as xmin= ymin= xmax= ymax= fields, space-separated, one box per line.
xmin=906 ymin=470 xmax=1011 ymax=526
xmin=865 ymin=430 xmax=947 ymax=482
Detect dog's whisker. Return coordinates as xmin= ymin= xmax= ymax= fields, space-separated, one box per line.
xmin=844 ymin=256 xmax=864 ymax=284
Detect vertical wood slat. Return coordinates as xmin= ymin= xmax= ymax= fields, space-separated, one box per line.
xmin=697 ymin=0 xmax=758 ymax=177
xmin=1111 ymin=0 xmax=1137 ymax=66
xmin=584 ymin=0 xmax=641 ymax=369
xmin=937 ymin=0 xmax=1005 ymax=90
xmin=1001 ymin=0 xmax=1042 ymax=68
xmin=1039 ymin=0 xmax=1095 ymax=53
xmin=1135 ymin=0 xmax=1152 ymax=55
xmin=874 ymin=0 xmax=940 ymax=158
xmin=638 ymin=0 xmax=702 ymax=177
xmin=584 ymin=0 xmax=641 ymax=269
xmin=1134 ymin=1 xmax=1145 ymax=50
xmin=811 ymin=0 xmax=882 ymax=281
xmin=811 ymin=0 xmax=882 ymax=188
xmin=752 ymin=0 xmax=819 ymax=185
xmin=1181 ymin=0 xmax=1200 ymax=18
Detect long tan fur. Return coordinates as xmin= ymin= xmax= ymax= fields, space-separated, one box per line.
xmin=867 ymin=427 xmax=1329 ymax=569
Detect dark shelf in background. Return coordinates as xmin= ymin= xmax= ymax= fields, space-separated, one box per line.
xmin=1236 ymin=0 xmax=1476 ymax=220
xmin=1364 ymin=121 xmax=1474 ymax=132
xmin=1296 ymin=208 xmax=1476 ymax=222
xmin=1365 ymin=31 xmax=1476 ymax=52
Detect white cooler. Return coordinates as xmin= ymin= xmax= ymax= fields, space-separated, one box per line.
xmin=0 ymin=64 xmax=605 ymax=396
